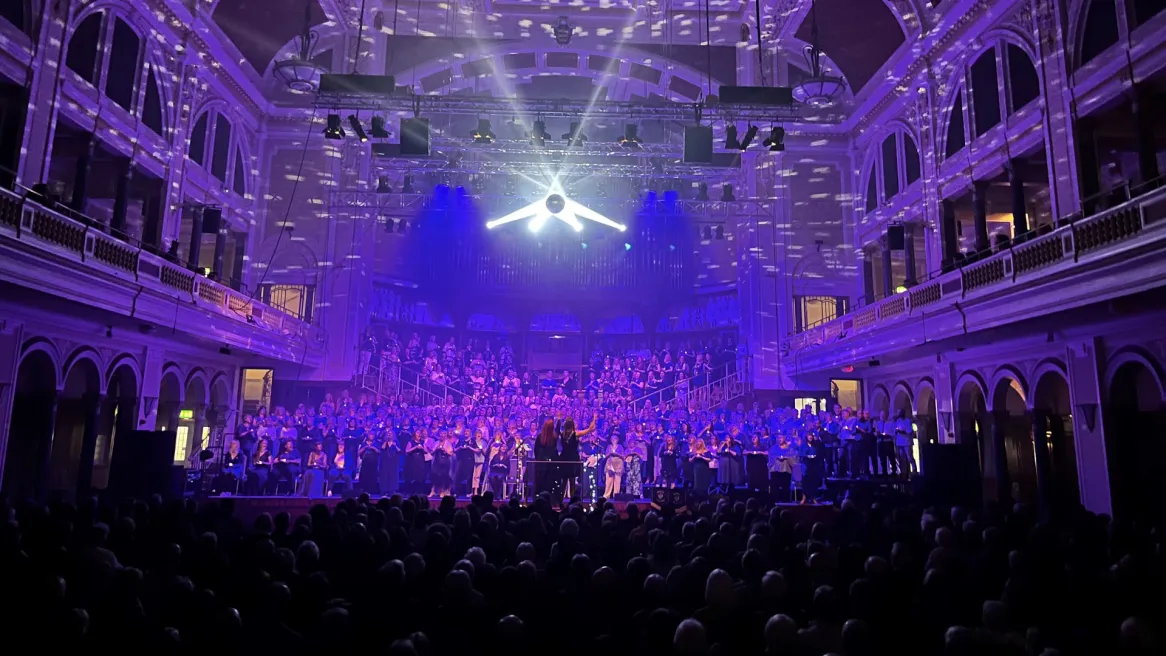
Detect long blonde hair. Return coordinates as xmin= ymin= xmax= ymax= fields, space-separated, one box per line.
xmin=692 ymin=438 xmax=707 ymax=454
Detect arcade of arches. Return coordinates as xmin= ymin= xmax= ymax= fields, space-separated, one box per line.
xmin=2 ymin=343 xmax=238 ymax=501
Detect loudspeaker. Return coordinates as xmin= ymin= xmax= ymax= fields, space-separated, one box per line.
xmin=887 ymin=224 xmax=905 ymax=250
xmin=718 ymin=85 xmax=794 ymax=106
xmin=917 ymin=443 xmax=982 ymax=508
xmin=400 ymin=117 xmax=431 ymax=156
xmin=650 ymin=486 xmax=689 ymax=510
xmin=108 ymin=430 xmax=180 ymax=499
xmin=201 ymin=207 xmax=222 ymax=234
xmin=770 ymin=472 xmax=792 ymax=503
xmin=683 ymin=126 xmax=713 ymax=163
xmin=319 ymin=73 xmax=397 ymax=95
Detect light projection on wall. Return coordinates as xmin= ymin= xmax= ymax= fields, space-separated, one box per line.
xmin=485 ymin=180 xmax=627 ymax=233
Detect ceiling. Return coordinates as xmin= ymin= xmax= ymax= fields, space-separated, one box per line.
xmin=792 ymin=0 xmax=907 ymax=93
xmin=210 ymin=0 xmax=911 ymax=102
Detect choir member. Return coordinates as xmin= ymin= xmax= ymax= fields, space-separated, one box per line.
xmin=248 ymin=438 xmax=273 ymax=495
xmin=329 ymin=442 xmax=352 ymax=494
xmin=894 ymin=409 xmax=917 ymax=476
xmin=624 ymin=431 xmax=647 ymax=498
xmin=602 ymin=433 xmax=626 ymax=499
xmin=455 ymin=431 xmax=478 ymax=497
xmin=581 ymin=433 xmax=602 ymax=500
xmin=236 ymin=415 xmax=257 ymax=458
xmin=432 ymin=431 xmax=455 ymax=497
xmin=213 ymin=439 xmax=246 ymax=495
xmin=403 ymin=432 xmax=427 ymax=495
xmin=379 ymin=428 xmax=401 ymax=495
xmin=690 ymin=438 xmax=713 ymax=494
xmin=856 ymin=409 xmax=876 ymax=476
xmin=744 ymin=433 xmax=768 ymax=491
xmin=486 ymin=432 xmax=509 ymax=496
xmin=875 ymin=410 xmax=896 ymax=476
xmin=273 ymin=439 xmax=302 ymax=494
xmin=657 ymin=435 xmax=680 ymax=488
xmin=558 ymin=414 xmax=596 ymax=501
xmin=303 ymin=442 xmax=327 ymax=498
xmin=357 ymin=433 xmax=381 ymax=495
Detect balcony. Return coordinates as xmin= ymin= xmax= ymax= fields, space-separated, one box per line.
xmin=784 ymin=185 xmax=1166 ymax=373
xmin=0 ymin=186 xmax=323 ymax=364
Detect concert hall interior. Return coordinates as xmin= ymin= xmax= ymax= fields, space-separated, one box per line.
xmin=2 ymin=0 xmax=1166 ymax=653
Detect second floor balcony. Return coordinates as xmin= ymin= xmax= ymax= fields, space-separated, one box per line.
xmin=784 ymin=184 xmax=1166 ymax=374
xmin=0 ymin=185 xmax=324 ymax=365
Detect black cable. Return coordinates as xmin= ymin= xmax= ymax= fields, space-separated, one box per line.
xmin=754 ymin=0 xmax=765 ymax=86
xmin=246 ymin=108 xmax=317 ymax=303
xmin=354 ymin=0 xmax=369 ymax=73
xmin=704 ymin=0 xmax=713 ymax=98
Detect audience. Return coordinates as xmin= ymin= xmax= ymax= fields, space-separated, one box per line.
xmin=4 ymin=490 xmax=1162 ymax=655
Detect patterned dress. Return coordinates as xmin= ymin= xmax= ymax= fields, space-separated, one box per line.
xmin=624 ymin=440 xmax=646 ymax=497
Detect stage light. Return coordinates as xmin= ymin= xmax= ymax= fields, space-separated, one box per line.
xmin=324 ymin=114 xmax=345 ymax=139
xmin=895 ymin=284 xmax=908 ymax=294
xmin=376 ymin=175 xmax=391 ymax=193
xmin=581 ymin=242 xmax=588 ymax=249
xmin=763 ymin=126 xmax=785 ymax=152
xmin=624 ymin=242 xmax=632 ymax=251
xmin=702 ymin=225 xmax=712 ymax=240
xmin=725 ymin=125 xmax=741 ymax=150
xmin=697 ymin=182 xmax=709 ymax=201
xmin=531 ymin=120 xmax=550 ymax=147
xmin=650 ymin=158 xmax=664 ymax=174
xmin=402 ymin=174 xmax=414 ymax=194
xmin=472 ymin=118 xmax=495 ymax=144
xmin=619 ymin=125 xmax=642 ymax=149
xmin=486 ymin=180 xmax=626 ymax=233
xmin=740 ymin=125 xmax=759 ymax=150
xmin=562 ymin=122 xmax=588 ymax=147
xmin=554 ymin=16 xmax=574 ymax=45
xmin=721 ymin=184 xmax=735 ymax=201
xmin=348 ymin=115 xmax=368 ymax=142
xmin=715 ymin=225 xmax=725 ymax=240
xmin=370 ymin=115 xmax=391 ymax=139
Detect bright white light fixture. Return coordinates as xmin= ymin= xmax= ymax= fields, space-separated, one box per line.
xmin=486 ymin=181 xmax=627 ymax=233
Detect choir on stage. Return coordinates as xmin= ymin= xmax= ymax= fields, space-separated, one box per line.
xmin=217 ymin=385 xmax=918 ymax=502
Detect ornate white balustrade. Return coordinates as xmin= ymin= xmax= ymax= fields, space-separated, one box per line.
xmin=0 ymin=186 xmax=323 ymax=362
xmin=785 ymin=185 xmax=1166 ymax=372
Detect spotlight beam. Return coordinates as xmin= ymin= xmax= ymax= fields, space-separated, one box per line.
xmin=485 ymin=182 xmax=627 ymax=233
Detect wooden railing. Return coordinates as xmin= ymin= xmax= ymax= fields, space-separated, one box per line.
xmin=785 ymin=185 xmax=1166 ymax=356
xmin=0 ymin=186 xmax=322 ymax=346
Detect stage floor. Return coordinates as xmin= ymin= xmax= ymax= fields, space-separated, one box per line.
xmin=211 ymin=494 xmax=838 ymax=524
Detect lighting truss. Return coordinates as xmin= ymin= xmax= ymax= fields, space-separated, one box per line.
xmin=485 ymin=181 xmax=627 ymax=233
xmin=310 ymin=93 xmax=831 ymax=124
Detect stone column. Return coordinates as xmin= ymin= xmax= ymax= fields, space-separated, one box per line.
xmin=1065 ymin=339 xmax=1110 ymax=514
xmin=1131 ymin=85 xmax=1161 ymax=187
xmin=187 ymin=207 xmax=204 ymax=270
xmin=36 ymin=390 xmax=59 ymax=499
xmin=880 ymin=236 xmax=893 ymax=298
xmin=231 ymin=233 xmax=248 ymax=290
xmin=212 ymin=224 xmax=228 ymax=280
xmin=972 ymin=181 xmax=990 ymax=253
xmin=1031 ymin=410 xmax=1053 ymax=516
xmin=75 ymin=393 xmax=105 ymax=497
xmin=1076 ymin=118 xmax=1101 ymax=214
xmin=990 ymin=410 xmax=1012 ymax=504
xmin=1008 ymin=160 xmax=1028 ymax=235
xmin=142 ymin=195 xmax=163 ymax=252
xmin=861 ymin=248 xmax=875 ymax=305
xmin=941 ymin=199 xmax=959 ymax=266
xmin=904 ymin=223 xmax=917 ymax=285
xmin=70 ymin=133 xmax=97 ymax=214
xmin=110 ymin=161 xmax=134 ymax=237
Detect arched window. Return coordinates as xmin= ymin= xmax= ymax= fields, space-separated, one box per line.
xmin=66 ymin=13 xmax=103 ymax=85
xmin=944 ymin=89 xmax=967 ymax=159
xmin=1079 ymin=0 xmax=1119 ymax=67
xmin=142 ymin=64 xmax=164 ymax=135
xmin=233 ymin=146 xmax=247 ymax=196
xmin=1006 ymin=44 xmax=1040 ymax=112
xmin=971 ymin=49 xmax=1001 ymax=137
xmin=211 ymin=114 xmax=232 ymax=181
xmin=865 ymin=168 xmax=878 ymax=213
xmin=881 ymin=135 xmax=899 ymax=198
xmin=189 ymin=112 xmax=209 ymax=166
xmin=105 ymin=18 xmax=141 ymax=111
xmin=903 ymin=135 xmax=921 ymax=185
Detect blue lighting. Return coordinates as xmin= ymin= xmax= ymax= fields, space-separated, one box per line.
xmin=663 ymin=190 xmax=679 ymax=204
xmin=624 ymin=242 xmax=632 ymax=251
xmin=581 ymin=242 xmax=588 ymax=249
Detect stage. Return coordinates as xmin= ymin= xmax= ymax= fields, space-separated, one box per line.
xmin=211 ymin=494 xmax=839 ymax=525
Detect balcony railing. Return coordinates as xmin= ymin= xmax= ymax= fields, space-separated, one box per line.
xmin=785 ymin=184 xmax=1166 ymax=357
xmin=0 ymin=186 xmax=321 ymax=345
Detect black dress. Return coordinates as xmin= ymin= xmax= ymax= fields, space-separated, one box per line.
xmin=692 ymin=454 xmax=713 ymax=494
xmin=358 ymin=444 xmax=381 ymax=495
xmin=404 ymin=442 xmax=427 ymax=489
xmin=558 ymin=431 xmax=581 ymax=494
xmin=533 ymin=439 xmax=559 ymax=496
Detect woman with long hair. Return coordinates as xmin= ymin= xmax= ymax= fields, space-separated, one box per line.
xmin=690 ymin=438 xmax=713 ymax=495
xmin=602 ymin=433 xmax=626 ymax=499
xmin=558 ymin=413 xmax=597 ymax=501
xmin=533 ymin=419 xmax=559 ymax=496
